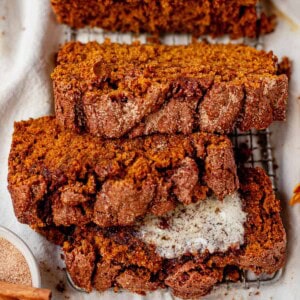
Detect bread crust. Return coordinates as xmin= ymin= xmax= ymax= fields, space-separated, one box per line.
xmin=50 ymin=0 xmax=274 ymax=39
xmin=52 ymin=41 xmax=288 ymax=138
xmin=8 ymin=118 xmax=285 ymax=298
xmin=8 ymin=116 xmax=238 ymax=228
xmin=62 ymin=168 xmax=286 ymax=298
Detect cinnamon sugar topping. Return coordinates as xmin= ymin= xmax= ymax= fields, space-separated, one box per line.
xmin=0 ymin=237 xmax=32 ymax=286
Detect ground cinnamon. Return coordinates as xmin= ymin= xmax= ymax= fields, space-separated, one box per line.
xmin=0 ymin=237 xmax=32 ymax=286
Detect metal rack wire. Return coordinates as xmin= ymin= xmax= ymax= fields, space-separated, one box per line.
xmin=63 ymin=1 xmax=283 ymax=292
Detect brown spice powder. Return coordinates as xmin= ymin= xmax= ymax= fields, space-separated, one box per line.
xmin=0 ymin=237 xmax=32 ymax=286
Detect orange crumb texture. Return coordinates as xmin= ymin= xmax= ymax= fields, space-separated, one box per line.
xmin=8 ymin=116 xmax=238 ymax=229
xmin=51 ymin=41 xmax=288 ymax=138
xmin=53 ymin=41 xmax=279 ymax=85
xmin=50 ymin=0 xmax=275 ymax=38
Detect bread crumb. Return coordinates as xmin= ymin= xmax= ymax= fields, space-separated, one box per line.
xmin=56 ymin=280 xmax=66 ymax=293
xmin=277 ymin=57 xmax=292 ymax=80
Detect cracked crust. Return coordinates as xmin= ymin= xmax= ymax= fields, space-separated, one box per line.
xmin=8 ymin=116 xmax=238 ymax=228
xmin=52 ymin=41 xmax=288 ymax=138
xmin=62 ymin=168 xmax=286 ymax=299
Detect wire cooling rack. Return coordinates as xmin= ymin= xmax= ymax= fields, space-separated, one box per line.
xmin=63 ymin=2 xmax=283 ymax=293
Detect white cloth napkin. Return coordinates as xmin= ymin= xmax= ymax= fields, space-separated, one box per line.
xmin=0 ymin=0 xmax=299 ymax=299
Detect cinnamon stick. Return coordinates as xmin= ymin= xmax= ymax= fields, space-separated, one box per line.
xmin=0 ymin=281 xmax=51 ymax=300
xmin=0 ymin=296 xmax=18 ymax=300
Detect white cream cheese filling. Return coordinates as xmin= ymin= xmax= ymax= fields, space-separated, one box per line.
xmin=137 ymin=192 xmax=247 ymax=259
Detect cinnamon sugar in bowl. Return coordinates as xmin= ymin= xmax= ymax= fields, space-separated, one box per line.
xmin=0 ymin=226 xmax=41 ymax=287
